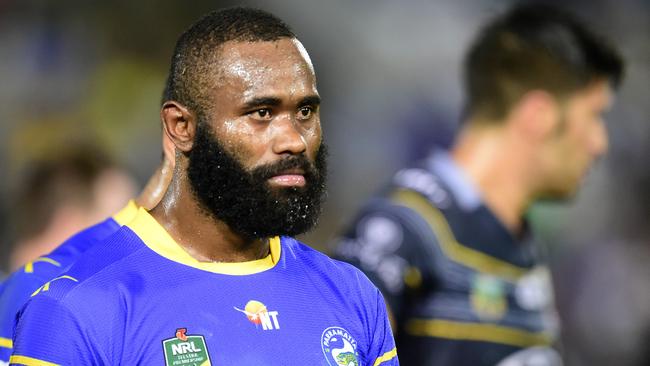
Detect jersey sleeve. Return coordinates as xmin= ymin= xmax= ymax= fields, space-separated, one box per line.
xmin=366 ymin=289 xmax=399 ymax=365
xmin=0 ymin=267 xmax=62 ymax=362
xmin=333 ymin=198 xmax=438 ymax=320
xmin=0 ymin=276 xmax=40 ymax=362
xmin=10 ymin=295 xmax=102 ymax=366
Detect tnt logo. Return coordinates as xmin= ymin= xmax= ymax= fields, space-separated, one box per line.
xmin=234 ymin=300 xmax=280 ymax=331
xmin=162 ymin=328 xmax=212 ymax=366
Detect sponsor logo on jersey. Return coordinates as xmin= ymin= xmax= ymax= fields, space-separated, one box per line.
xmin=321 ymin=326 xmax=359 ymax=366
xmin=234 ymin=300 xmax=280 ymax=330
xmin=470 ymin=274 xmax=507 ymax=320
xmin=162 ymin=328 xmax=211 ymax=366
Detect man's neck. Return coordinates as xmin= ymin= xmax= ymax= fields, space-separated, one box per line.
xmin=149 ymin=175 xmax=269 ymax=263
xmin=450 ymin=125 xmax=534 ymax=234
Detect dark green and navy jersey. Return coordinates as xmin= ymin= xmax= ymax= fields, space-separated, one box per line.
xmin=0 ymin=201 xmax=138 ymax=363
xmin=11 ymin=208 xmax=398 ymax=366
xmin=334 ymin=151 xmax=561 ymax=366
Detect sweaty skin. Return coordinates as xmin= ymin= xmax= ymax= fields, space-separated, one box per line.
xmin=135 ymin=130 xmax=176 ymax=210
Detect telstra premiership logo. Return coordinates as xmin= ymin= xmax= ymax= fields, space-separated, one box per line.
xmin=162 ymin=328 xmax=212 ymax=366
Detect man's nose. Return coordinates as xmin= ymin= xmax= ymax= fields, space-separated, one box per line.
xmin=271 ymin=115 xmax=307 ymax=156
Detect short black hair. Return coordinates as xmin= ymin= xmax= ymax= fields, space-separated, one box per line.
xmin=464 ymin=3 xmax=624 ymax=121
xmin=163 ymin=7 xmax=296 ymax=120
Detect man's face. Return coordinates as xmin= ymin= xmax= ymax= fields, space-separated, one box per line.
xmin=540 ymin=80 xmax=613 ymax=199
xmin=187 ymin=38 xmax=326 ymax=239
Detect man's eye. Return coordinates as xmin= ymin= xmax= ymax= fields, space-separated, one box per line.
xmin=250 ymin=109 xmax=272 ymax=120
xmin=298 ymin=106 xmax=313 ymax=119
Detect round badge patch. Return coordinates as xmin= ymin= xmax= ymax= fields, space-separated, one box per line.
xmin=470 ymin=274 xmax=507 ymax=321
xmin=321 ymin=326 xmax=359 ymax=366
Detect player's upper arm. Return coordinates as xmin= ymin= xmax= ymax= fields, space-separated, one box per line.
xmin=0 ymin=276 xmax=43 ymax=362
xmin=366 ymin=288 xmax=399 ymax=366
xmin=10 ymin=295 xmax=101 ymax=365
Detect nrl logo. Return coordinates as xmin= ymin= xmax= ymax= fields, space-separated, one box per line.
xmin=162 ymin=328 xmax=212 ymax=366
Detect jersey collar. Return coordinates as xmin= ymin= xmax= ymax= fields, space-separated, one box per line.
xmin=427 ymin=149 xmax=482 ymax=211
xmin=126 ymin=207 xmax=281 ymax=275
xmin=112 ymin=200 xmax=139 ymax=225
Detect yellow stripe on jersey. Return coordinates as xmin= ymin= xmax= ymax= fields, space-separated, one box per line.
xmin=0 ymin=337 xmax=12 ymax=349
xmin=9 ymin=355 xmax=60 ymax=366
xmin=23 ymin=257 xmax=61 ymax=274
xmin=405 ymin=318 xmax=552 ymax=348
xmin=391 ymin=189 xmax=527 ymax=282
xmin=31 ymin=275 xmax=79 ymax=297
xmin=127 ymin=208 xmax=281 ymax=275
xmin=373 ymin=347 xmax=398 ymax=366
xmin=112 ymin=200 xmax=139 ymax=225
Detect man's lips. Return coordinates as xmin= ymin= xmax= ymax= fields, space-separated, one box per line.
xmin=268 ymin=169 xmax=306 ymax=187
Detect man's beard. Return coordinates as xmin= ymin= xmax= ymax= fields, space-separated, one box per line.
xmin=187 ymin=122 xmax=327 ymax=239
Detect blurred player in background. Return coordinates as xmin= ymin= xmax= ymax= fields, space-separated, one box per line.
xmin=0 ymin=139 xmax=174 ymax=363
xmin=334 ymin=3 xmax=623 ymax=365
xmin=7 ymin=144 xmax=136 ymax=271
xmin=10 ymin=7 xmax=397 ymax=365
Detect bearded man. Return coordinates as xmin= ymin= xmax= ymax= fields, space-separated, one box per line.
xmin=10 ymin=8 xmax=398 ymax=366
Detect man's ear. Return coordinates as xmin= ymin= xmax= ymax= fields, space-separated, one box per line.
xmin=160 ymin=101 xmax=197 ymax=153
xmin=161 ymin=129 xmax=176 ymax=165
xmin=511 ymin=90 xmax=560 ymax=142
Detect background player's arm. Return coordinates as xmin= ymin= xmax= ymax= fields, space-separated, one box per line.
xmin=334 ymin=200 xmax=437 ymax=327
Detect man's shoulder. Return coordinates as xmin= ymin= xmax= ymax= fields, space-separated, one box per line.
xmin=0 ymin=217 xmax=124 ymax=346
xmin=335 ymin=190 xmax=446 ymax=263
xmin=284 ymin=237 xmax=360 ymax=270
xmin=53 ymin=217 xmax=122 ymax=255
xmin=8 ymin=218 xmax=120 ymax=286
xmin=349 ymin=162 xmax=459 ymax=238
xmin=26 ymin=226 xmax=147 ymax=305
xmin=283 ymin=237 xmax=380 ymax=295
xmin=389 ymin=163 xmax=454 ymax=207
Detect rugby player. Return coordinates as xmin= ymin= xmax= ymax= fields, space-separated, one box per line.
xmin=0 ymin=142 xmax=173 ymax=363
xmin=334 ymin=3 xmax=624 ymax=365
xmin=10 ymin=7 xmax=398 ymax=365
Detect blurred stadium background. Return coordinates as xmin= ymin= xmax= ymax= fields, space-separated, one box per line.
xmin=0 ymin=0 xmax=647 ymax=364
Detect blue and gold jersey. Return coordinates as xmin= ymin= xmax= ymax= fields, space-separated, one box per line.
xmin=11 ymin=208 xmax=398 ymax=366
xmin=334 ymin=151 xmax=560 ymax=366
xmin=0 ymin=201 xmax=138 ymax=363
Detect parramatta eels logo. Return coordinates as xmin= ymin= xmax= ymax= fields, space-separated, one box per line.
xmin=162 ymin=328 xmax=212 ymax=366
xmin=321 ymin=326 xmax=359 ymax=366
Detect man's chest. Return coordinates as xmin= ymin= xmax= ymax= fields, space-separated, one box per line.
xmin=114 ymin=276 xmax=372 ymax=365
